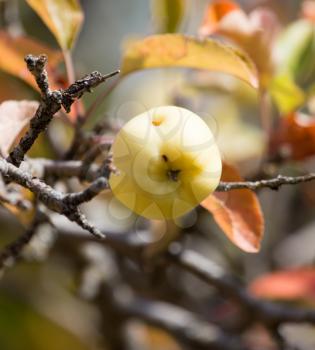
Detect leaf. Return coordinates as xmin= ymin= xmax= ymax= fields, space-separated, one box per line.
xmin=274 ymin=19 xmax=315 ymax=85
xmin=199 ymin=0 xmax=240 ymax=36
xmin=25 ymin=0 xmax=84 ymax=50
xmin=199 ymin=4 xmax=279 ymax=86
xmin=120 ymin=34 xmax=259 ymax=88
xmin=201 ymin=163 xmax=264 ymax=253
xmin=0 ymin=100 xmax=39 ymax=157
xmin=0 ymin=31 xmax=62 ymax=90
xmin=151 ymin=0 xmax=185 ymax=33
xmin=249 ymin=267 xmax=315 ymax=303
xmin=302 ymin=1 xmax=315 ymax=23
xmin=270 ymin=112 xmax=315 ymax=160
xmin=269 ymin=75 xmax=305 ymax=114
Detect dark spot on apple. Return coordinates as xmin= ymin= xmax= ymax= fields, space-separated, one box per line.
xmin=168 ymin=169 xmax=181 ymax=182
xmin=162 ymin=154 xmax=168 ymax=162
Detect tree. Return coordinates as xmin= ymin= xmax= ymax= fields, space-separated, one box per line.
xmin=0 ymin=1 xmax=315 ymax=349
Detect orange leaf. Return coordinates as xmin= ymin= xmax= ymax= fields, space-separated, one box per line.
xmin=270 ymin=113 xmax=315 ymax=160
xmin=302 ymin=1 xmax=315 ymax=23
xmin=0 ymin=100 xmax=39 ymax=157
xmin=0 ymin=31 xmax=63 ymax=90
xmin=249 ymin=267 xmax=315 ymax=303
xmin=199 ymin=0 xmax=240 ymax=36
xmin=201 ymin=163 xmax=264 ymax=253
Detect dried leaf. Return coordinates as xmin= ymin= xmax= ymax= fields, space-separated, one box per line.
xmin=249 ymin=267 xmax=315 ymax=303
xmin=26 ymin=0 xmax=84 ymax=50
xmin=270 ymin=112 xmax=315 ymax=160
xmin=151 ymin=0 xmax=185 ymax=33
xmin=0 ymin=31 xmax=62 ymax=90
xmin=121 ymin=34 xmax=259 ymax=88
xmin=0 ymin=100 xmax=38 ymax=157
xmin=201 ymin=163 xmax=264 ymax=253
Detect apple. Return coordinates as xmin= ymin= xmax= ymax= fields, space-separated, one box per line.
xmin=109 ymin=106 xmax=222 ymax=220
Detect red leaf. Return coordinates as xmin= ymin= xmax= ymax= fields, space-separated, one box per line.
xmin=199 ymin=0 xmax=240 ymax=36
xmin=249 ymin=268 xmax=315 ymax=303
xmin=270 ymin=113 xmax=315 ymax=160
xmin=201 ymin=163 xmax=264 ymax=253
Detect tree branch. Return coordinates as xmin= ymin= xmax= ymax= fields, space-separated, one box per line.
xmin=0 ymin=210 xmax=46 ymax=269
xmin=25 ymin=158 xmax=315 ymax=194
xmin=0 ymin=157 xmax=107 ymax=239
xmin=24 ymin=54 xmax=50 ymax=97
xmin=216 ymin=173 xmax=315 ymax=191
xmin=4 ymin=151 xmax=315 ymax=331
xmin=7 ymin=54 xmax=119 ymax=167
xmin=27 ymin=158 xmax=99 ymax=181
xmin=169 ymin=248 xmax=315 ymax=327
xmin=117 ymin=293 xmax=247 ymax=350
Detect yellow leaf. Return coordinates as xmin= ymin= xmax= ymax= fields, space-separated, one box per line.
xmin=120 ymin=34 xmax=259 ymax=88
xmin=25 ymin=0 xmax=84 ymax=50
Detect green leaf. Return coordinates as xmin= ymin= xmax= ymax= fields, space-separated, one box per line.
xmin=269 ymin=75 xmax=305 ymax=114
xmin=120 ymin=34 xmax=259 ymax=88
xmin=151 ymin=0 xmax=185 ymax=33
xmin=274 ymin=20 xmax=315 ymax=85
xmin=25 ymin=0 xmax=84 ymax=50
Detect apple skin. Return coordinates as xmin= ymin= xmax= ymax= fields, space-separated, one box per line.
xmin=109 ymin=106 xmax=222 ymax=220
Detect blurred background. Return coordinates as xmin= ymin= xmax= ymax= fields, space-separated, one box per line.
xmin=0 ymin=0 xmax=315 ymax=349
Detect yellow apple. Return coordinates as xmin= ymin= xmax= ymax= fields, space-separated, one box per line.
xmin=109 ymin=106 xmax=222 ymax=220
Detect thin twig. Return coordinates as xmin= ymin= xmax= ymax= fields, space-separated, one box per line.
xmin=216 ymin=173 xmax=315 ymax=191
xmin=27 ymin=158 xmax=99 ymax=181
xmin=7 ymin=54 xmax=119 ymax=167
xmin=0 ymin=210 xmax=46 ymax=269
xmin=65 ymin=177 xmax=109 ymax=206
xmin=85 ymin=76 xmax=121 ymax=120
xmin=0 ymin=158 xmax=107 ymax=238
xmin=25 ymin=54 xmax=50 ymax=97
